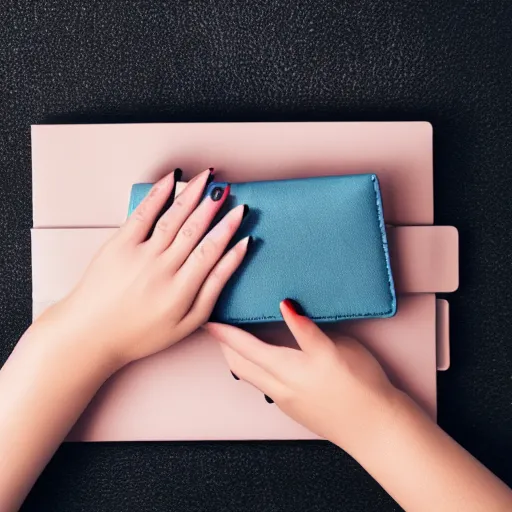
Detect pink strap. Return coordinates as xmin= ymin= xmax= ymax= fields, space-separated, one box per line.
xmin=436 ymin=299 xmax=450 ymax=371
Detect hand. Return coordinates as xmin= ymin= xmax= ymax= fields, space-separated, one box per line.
xmin=205 ymin=299 xmax=401 ymax=454
xmin=35 ymin=169 xmax=250 ymax=369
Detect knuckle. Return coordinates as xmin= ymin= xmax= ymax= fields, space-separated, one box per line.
xmin=156 ymin=215 xmax=171 ymax=232
xmin=331 ymin=350 xmax=350 ymax=371
xmin=195 ymin=238 xmax=217 ymax=260
xmin=275 ymin=387 xmax=294 ymax=406
xmin=149 ymin=186 xmax=160 ymax=198
xmin=173 ymin=197 xmax=185 ymax=209
xmin=181 ymin=222 xmax=198 ymax=238
xmin=134 ymin=204 xmax=147 ymax=221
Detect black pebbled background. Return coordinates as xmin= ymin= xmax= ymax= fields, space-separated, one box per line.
xmin=1 ymin=1 xmax=511 ymax=511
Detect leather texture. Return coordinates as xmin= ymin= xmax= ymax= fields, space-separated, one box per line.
xmin=1 ymin=1 xmax=512 ymax=511
xmin=129 ymin=175 xmax=396 ymax=323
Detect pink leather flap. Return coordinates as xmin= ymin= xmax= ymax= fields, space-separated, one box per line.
xmin=436 ymin=299 xmax=450 ymax=371
xmin=390 ymin=226 xmax=459 ymax=294
xmin=32 ymin=122 xmax=434 ymax=228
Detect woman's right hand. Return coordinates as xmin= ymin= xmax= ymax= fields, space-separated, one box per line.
xmin=205 ymin=299 xmax=402 ymax=454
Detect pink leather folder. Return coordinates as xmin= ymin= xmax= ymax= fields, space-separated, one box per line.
xmin=31 ymin=121 xmax=458 ymax=441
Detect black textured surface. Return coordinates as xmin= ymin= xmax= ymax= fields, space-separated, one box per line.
xmin=1 ymin=1 xmax=512 ymax=510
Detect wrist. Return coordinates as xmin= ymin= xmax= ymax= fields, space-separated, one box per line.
xmin=332 ymin=386 xmax=413 ymax=459
xmin=30 ymin=299 xmax=124 ymax=376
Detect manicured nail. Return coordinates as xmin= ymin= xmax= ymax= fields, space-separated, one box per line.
xmin=282 ymin=298 xmax=306 ymax=316
xmin=158 ymin=172 xmax=174 ymax=188
xmin=188 ymin=170 xmax=207 ymax=185
xmin=210 ymin=185 xmax=227 ymax=201
xmin=264 ymin=394 xmax=274 ymax=404
xmin=231 ymin=371 xmax=240 ymax=381
xmin=242 ymin=204 xmax=249 ymax=219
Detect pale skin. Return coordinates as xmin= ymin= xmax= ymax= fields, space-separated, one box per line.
xmin=0 ymin=171 xmax=510 ymax=511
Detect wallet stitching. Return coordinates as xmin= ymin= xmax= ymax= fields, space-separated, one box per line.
xmin=220 ymin=175 xmax=396 ymax=323
xmin=370 ymin=174 xmax=396 ymax=317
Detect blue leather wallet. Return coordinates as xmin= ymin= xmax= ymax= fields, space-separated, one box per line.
xmin=128 ymin=174 xmax=396 ymax=324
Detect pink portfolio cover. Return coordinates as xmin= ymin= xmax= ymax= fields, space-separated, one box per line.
xmin=31 ymin=121 xmax=458 ymax=441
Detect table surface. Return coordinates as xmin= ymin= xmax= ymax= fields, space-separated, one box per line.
xmin=1 ymin=2 xmax=511 ymax=511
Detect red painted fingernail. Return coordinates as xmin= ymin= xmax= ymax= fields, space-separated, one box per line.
xmin=282 ymin=299 xmax=306 ymax=316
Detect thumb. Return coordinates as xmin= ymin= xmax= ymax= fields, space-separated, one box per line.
xmin=280 ymin=299 xmax=334 ymax=354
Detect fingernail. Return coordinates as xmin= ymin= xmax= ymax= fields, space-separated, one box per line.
xmin=282 ymin=298 xmax=306 ymax=316
xmin=188 ymin=169 xmax=210 ymax=185
xmin=242 ymin=204 xmax=249 ymax=219
xmin=231 ymin=371 xmax=240 ymax=381
xmin=187 ymin=173 xmax=201 ymax=185
xmin=210 ymin=185 xmax=228 ymax=201
xmin=264 ymin=394 xmax=274 ymax=404
xmin=206 ymin=172 xmax=215 ymax=186
xmin=159 ymin=172 xmax=174 ymax=187
xmin=174 ymin=168 xmax=183 ymax=182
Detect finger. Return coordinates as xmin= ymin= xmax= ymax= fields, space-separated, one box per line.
xmin=180 ymin=236 xmax=251 ymax=327
xmin=217 ymin=342 xmax=284 ymax=398
xmin=280 ymin=299 xmax=334 ymax=354
xmin=146 ymin=169 xmax=214 ymax=253
xmin=175 ymin=181 xmax=187 ymax=195
xmin=145 ymin=168 xmax=183 ymax=240
xmin=171 ymin=203 xmax=245 ymax=302
xmin=120 ymin=171 xmax=178 ymax=244
xmin=162 ymin=184 xmax=232 ymax=269
xmin=203 ymin=322 xmax=290 ymax=377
